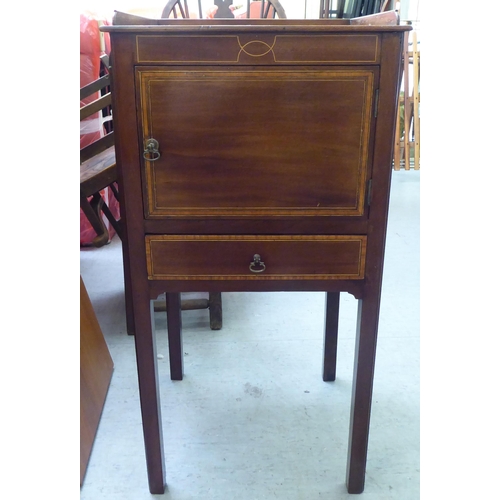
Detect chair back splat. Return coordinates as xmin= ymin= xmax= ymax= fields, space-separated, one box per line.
xmin=162 ymin=0 xmax=286 ymax=19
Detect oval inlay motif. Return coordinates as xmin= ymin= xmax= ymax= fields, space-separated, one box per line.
xmin=238 ymin=39 xmax=276 ymax=58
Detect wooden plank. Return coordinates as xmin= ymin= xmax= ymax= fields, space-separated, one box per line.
xmin=80 ymin=277 xmax=113 ymax=485
xmin=80 ymin=93 xmax=112 ymax=121
xmin=80 ymin=132 xmax=115 ymax=164
xmin=81 ymin=74 xmax=111 ymax=101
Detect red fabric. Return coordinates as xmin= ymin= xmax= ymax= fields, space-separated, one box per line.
xmin=80 ymin=13 xmax=101 ymax=149
xmin=80 ymin=12 xmax=119 ymax=246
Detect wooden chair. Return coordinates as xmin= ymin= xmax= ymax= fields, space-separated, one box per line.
xmin=155 ymin=0 xmax=288 ymax=330
xmin=80 ymin=55 xmax=136 ymax=334
xmin=156 ymin=1 xmax=287 ymax=328
xmin=162 ymin=0 xmax=202 ymax=18
xmin=80 ymin=55 xmax=122 ymax=248
xmin=320 ymin=0 xmax=388 ymax=19
xmin=80 ymin=55 xmax=222 ymax=331
xmin=234 ymin=0 xmax=286 ymax=18
xmin=162 ymin=0 xmax=286 ymax=19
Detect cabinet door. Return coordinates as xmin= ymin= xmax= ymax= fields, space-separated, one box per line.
xmin=137 ymin=68 xmax=378 ymax=218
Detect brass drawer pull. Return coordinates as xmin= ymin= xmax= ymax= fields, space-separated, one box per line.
xmin=249 ymin=254 xmax=266 ymax=273
xmin=143 ymin=138 xmax=161 ymax=161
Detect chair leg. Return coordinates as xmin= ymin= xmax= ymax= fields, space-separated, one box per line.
xmin=122 ymin=242 xmax=136 ymax=336
xmin=100 ymin=196 xmax=123 ymax=240
xmin=153 ymin=292 xmax=222 ymax=332
xmin=208 ymin=292 xmax=222 ymax=330
xmin=323 ymin=291 xmax=340 ymax=381
xmin=80 ymin=191 xmax=109 ymax=247
xmin=109 ymin=181 xmax=120 ymax=201
xmin=166 ymin=292 xmax=183 ymax=381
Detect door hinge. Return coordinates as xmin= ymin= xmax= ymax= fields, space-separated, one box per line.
xmin=373 ymin=89 xmax=379 ymax=118
xmin=367 ymin=179 xmax=373 ymax=206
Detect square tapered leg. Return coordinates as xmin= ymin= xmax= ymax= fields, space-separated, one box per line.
xmin=166 ymin=292 xmax=183 ymax=381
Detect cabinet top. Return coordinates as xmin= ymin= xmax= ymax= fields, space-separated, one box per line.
xmin=102 ymin=10 xmax=412 ymax=34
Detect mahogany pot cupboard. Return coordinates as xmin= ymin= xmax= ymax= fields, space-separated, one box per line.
xmin=101 ymin=10 xmax=410 ymax=495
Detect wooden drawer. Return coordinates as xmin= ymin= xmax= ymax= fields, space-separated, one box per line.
xmin=145 ymin=235 xmax=367 ymax=280
xmin=136 ymin=33 xmax=380 ymax=65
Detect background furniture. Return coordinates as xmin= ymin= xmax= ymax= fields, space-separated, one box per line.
xmin=162 ymin=0 xmax=202 ymax=18
xmin=80 ymin=14 xmax=222 ymax=332
xmin=320 ymin=0 xmax=385 ymax=18
xmin=235 ymin=0 xmax=286 ymax=18
xmin=80 ymin=54 xmax=136 ymax=333
xmin=102 ymin=10 xmax=410 ymax=495
xmin=80 ymin=70 xmax=222 ymax=330
xmin=161 ymin=0 xmax=286 ymax=19
xmin=394 ymin=28 xmax=419 ymax=170
xmin=80 ymin=13 xmax=119 ymax=246
xmin=80 ymin=276 xmax=113 ymax=485
xmin=80 ymin=55 xmax=123 ymax=248
xmin=154 ymin=0 xmax=289 ymax=328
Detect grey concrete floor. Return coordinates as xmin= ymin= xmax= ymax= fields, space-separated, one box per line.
xmin=80 ymin=170 xmax=419 ymax=499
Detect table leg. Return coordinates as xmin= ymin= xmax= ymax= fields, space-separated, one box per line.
xmin=323 ymin=291 xmax=340 ymax=381
xmin=133 ymin=298 xmax=166 ymax=494
xmin=346 ymin=290 xmax=381 ymax=493
xmin=208 ymin=291 xmax=223 ymax=330
xmin=122 ymin=245 xmax=135 ymax=336
xmin=166 ymin=292 xmax=183 ymax=381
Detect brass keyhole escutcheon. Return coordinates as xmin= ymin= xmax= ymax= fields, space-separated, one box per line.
xmin=143 ymin=138 xmax=161 ymax=161
xmin=249 ymin=254 xmax=266 ymax=273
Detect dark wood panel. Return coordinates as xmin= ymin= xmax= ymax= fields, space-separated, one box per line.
xmin=80 ymin=277 xmax=113 ymax=485
xmin=139 ymin=69 xmax=376 ymax=218
xmin=273 ymin=34 xmax=380 ymax=63
xmin=148 ymin=277 xmax=365 ymax=297
xmin=136 ymin=33 xmax=380 ymax=64
xmin=143 ymin=217 xmax=369 ymax=234
xmin=146 ymin=235 xmax=366 ymax=280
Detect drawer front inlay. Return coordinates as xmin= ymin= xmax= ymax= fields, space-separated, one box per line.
xmin=136 ymin=34 xmax=380 ymax=65
xmin=146 ymin=235 xmax=367 ymax=280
